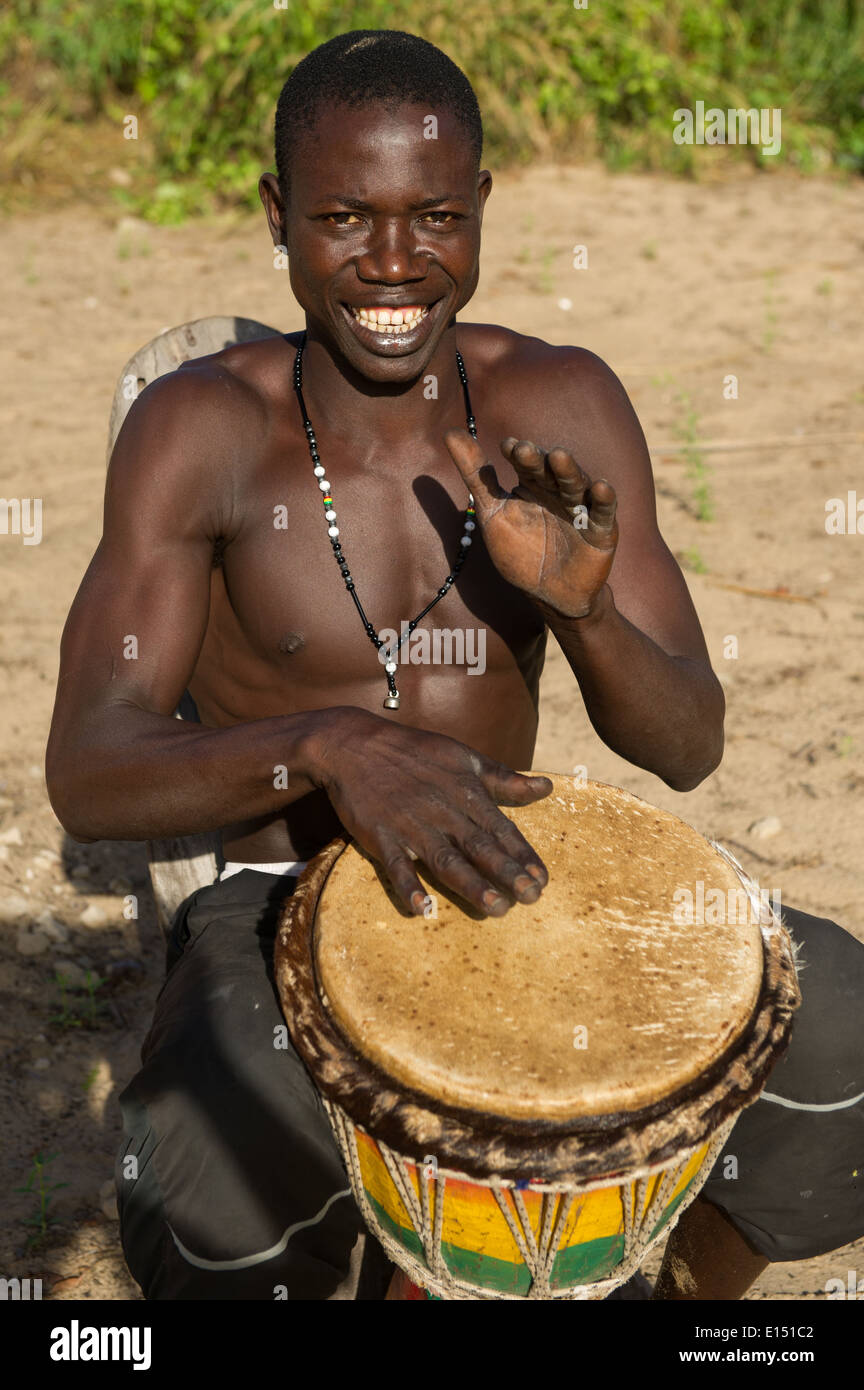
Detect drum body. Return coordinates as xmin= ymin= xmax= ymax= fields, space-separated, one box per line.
xmin=275 ymin=777 xmax=800 ymax=1300
xmin=329 ymin=1109 xmax=733 ymax=1299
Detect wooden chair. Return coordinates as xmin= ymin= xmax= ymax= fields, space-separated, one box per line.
xmin=106 ymin=316 xmax=282 ymax=936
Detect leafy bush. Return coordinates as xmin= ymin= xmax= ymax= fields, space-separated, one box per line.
xmin=2 ymin=0 xmax=862 ymax=219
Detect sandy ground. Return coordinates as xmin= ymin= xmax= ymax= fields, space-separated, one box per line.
xmin=1 ymin=162 xmax=862 ymax=1301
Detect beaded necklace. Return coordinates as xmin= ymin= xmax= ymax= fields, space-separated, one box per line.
xmin=292 ymin=331 xmax=477 ymax=710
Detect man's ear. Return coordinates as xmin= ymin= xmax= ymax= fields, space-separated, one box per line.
xmin=259 ymin=172 xmax=286 ymax=245
xmin=477 ymin=169 xmax=493 ymax=225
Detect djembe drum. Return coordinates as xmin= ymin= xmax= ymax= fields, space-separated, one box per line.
xmin=274 ymin=776 xmax=799 ymax=1300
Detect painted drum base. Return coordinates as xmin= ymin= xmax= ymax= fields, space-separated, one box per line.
xmin=328 ymin=1100 xmax=737 ymax=1301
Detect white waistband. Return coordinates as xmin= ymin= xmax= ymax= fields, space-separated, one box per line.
xmin=219 ymin=859 xmax=309 ymax=882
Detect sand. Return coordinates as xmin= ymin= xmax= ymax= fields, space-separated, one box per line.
xmin=1 ymin=161 xmax=862 ymax=1299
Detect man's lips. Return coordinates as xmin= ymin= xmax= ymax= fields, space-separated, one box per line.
xmin=339 ymin=297 xmax=443 ymax=351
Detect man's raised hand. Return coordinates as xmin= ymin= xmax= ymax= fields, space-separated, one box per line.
xmin=444 ymin=428 xmax=618 ymax=619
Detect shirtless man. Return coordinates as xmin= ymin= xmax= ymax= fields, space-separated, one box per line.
xmin=46 ymin=30 xmax=864 ymax=1300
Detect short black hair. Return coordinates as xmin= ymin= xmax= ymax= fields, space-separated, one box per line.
xmin=274 ymin=29 xmax=483 ymax=198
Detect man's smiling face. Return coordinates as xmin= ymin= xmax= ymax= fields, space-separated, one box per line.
xmin=260 ymin=100 xmax=491 ymax=384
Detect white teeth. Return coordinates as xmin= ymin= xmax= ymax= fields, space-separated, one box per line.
xmin=350 ymin=305 xmax=429 ymax=334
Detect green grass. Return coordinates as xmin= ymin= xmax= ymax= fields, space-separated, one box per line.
xmin=13 ymin=1151 xmax=68 ymax=1250
xmin=673 ymin=388 xmax=714 ymax=521
xmin=50 ymin=969 xmax=109 ymax=1030
xmin=681 ymin=546 xmax=708 ymax=573
xmin=1 ymin=0 xmax=863 ymax=220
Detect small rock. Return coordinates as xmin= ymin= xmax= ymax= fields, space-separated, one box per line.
xmin=35 ymin=1033 xmax=47 ymax=1043
xmin=27 ymin=764 xmax=42 ymax=779
xmin=109 ymin=166 xmax=133 ymax=188
xmin=0 ymin=846 xmax=9 ymax=863
xmin=79 ymin=904 xmax=108 ymax=928
xmin=33 ymin=1057 xmax=51 ymax=1071
xmin=0 ymin=892 xmax=31 ymax=922
xmin=70 ymin=863 xmax=91 ymax=880
xmin=32 ymin=851 xmax=60 ymax=872
xmin=108 ymin=876 xmax=132 ymax=895
xmin=83 ymin=296 xmax=99 ymax=310
xmin=53 ymin=959 xmax=90 ymax=989
xmin=34 ymin=911 xmax=70 ymax=944
xmin=116 ymin=215 xmax=148 ymax=235
xmin=0 ymin=824 xmax=24 ymax=846
xmin=99 ymin=1178 xmax=118 ymax=1221
xmin=749 ymin=815 xmax=782 ymax=840
xmin=16 ymin=926 xmax=51 ymax=957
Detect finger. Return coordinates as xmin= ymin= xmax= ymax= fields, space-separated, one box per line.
xmin=457 ymin=764 xmax=550 ymax=882
xmin=583 ymin=478 xmax=618 ymax=544
xmin=469 ymin=802 xmax=550 ymax=888
xmin=545 ymin=446 xmax=592 ymax=510
xmin=416 ymin=832 xmax=515 ymax=917
xmin=479 ymin=763 xmax=553 ymax=804
xmin=500 ymin=437 xmax=550 ymax=488
xmin=443 ymin=428 xmax=508 ymax=519
xmin=454 ymin=826 xmax=544 ymax=903
xmin=377 ymin=837 xmax=433 ymax=915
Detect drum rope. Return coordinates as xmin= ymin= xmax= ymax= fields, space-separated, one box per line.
xmin=325 ymin=1103 xmax=739 ymax=1300
xmin=513 ymin=1189 xmax=543 ymax=1271
xmin=538 ymin=1192 xmax=577 ymax=1292
xmin=492 ymin=1186 xmax=537 ymax=1279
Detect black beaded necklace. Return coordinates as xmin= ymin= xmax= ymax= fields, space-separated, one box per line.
xmin=292 ymin=331 xmax=477 ymax=710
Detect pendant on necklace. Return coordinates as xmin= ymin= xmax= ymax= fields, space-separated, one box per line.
xmin=383 ymin=694 xmax=400 ymax=710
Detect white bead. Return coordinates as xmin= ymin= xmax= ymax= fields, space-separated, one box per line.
xmin=460 ymin=535 xmax=472 ymax=547
xmin=464 ymin=520 xmax=476 ymax=531
xmin=313 ymin=465 xmax=325 ymax=477
xmin=325 ymin=509 xmax=336 ymax=521
xmin=328 ymin=525 xmax=339 ymax=538
xmin=384 ymin=660 xmax=397 ymax=674
xmin=318 ymin=479 xmax=331 ymax=491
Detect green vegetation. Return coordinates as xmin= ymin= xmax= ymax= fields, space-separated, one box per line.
xmin=681 ymin=546 xmax=708 ymax=573
xmin=2 ymin=1 xmax=862 ymax=220
xmin=50 ymin=969 xmax=109 ymax=1029
xmin=673 ymin=389 xmax=714 ymax=522
xmin=13 ymin=1151 xmax=68 ymax=1249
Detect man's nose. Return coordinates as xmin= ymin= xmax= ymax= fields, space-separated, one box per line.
xmin=354 ymin=219 xmax=428 ymax=283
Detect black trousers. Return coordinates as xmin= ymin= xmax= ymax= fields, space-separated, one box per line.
xmin=116 ymin=871 xmax=864 ymax=1298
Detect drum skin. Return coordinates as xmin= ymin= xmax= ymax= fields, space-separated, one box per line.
xmin=274 ymin=776 xmax=800 ymax=1298
xmin=315 ymin=778 xmax=763 ymax=1120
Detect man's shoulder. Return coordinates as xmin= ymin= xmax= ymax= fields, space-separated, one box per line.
xmin=458 ymin=322 xmax=629 ymax=422
xmin=171 ymin=331 xmax=291 ymax=412
xmin=118 ymin=333 xmax=291 ymax=457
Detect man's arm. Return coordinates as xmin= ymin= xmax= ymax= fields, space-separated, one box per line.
xmin=45 ymin=366 xmax=326 ymax=841
xmin=544 ymin=347 xmax=727 ymax=795
xmin=537 ymin=349 xmax=724 ymax=791
xmin=445 ymin=346 xmax=724 ymax=792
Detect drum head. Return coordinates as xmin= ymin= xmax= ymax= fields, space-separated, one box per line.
xmin=275 ymin=776 xmax=799 ymax=1181
xmin=313 ymin=778 xmax=763 ymax=1121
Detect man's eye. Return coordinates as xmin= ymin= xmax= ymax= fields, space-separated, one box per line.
xmin=323 ymin=213 xmax=362 ymax=225
xmin=421 ymin=212 xmax=455 ymax=224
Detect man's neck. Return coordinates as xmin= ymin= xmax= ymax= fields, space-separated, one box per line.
xmin=295 ymin=320 xmax=470 ymax=454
